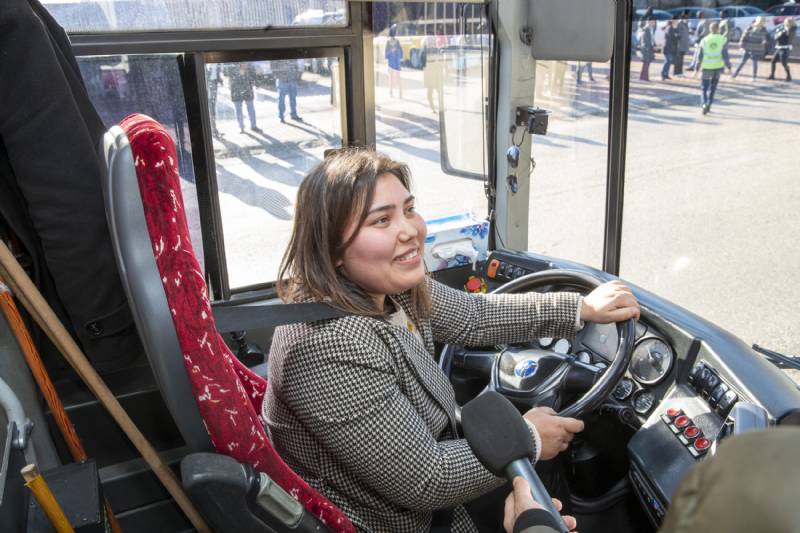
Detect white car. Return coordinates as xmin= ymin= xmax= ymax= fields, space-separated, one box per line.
xmin=718 ymin=5 xmax=769 ymax=41
xmin=291 ymin=8 xmax=346 ymax=26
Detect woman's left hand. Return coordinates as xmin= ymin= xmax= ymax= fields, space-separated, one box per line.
xmin=580 ymin=280 xmax=640 ymax=324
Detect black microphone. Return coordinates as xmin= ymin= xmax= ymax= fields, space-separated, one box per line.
xmin=462 ymin=392 xmax=569 ymax=533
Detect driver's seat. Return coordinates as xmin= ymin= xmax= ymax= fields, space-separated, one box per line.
xmin=100 ymin=113 xmax=355 ymax=532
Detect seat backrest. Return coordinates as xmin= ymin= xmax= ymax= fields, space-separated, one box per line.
xmin=101 ymin=124 xmax=211 ymax=453
xmin=101 ymin=113 xmax=355 ymax=533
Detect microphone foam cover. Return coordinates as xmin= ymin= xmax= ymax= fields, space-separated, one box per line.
xmin=461 ymin=391 xmax=535 ymax=477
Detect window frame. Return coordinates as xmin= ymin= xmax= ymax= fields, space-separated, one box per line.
xmin=69 ymin=2 xmax=372 ymax=300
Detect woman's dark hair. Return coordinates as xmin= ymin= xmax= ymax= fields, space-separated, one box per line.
xmin=277 ymin=148 xmax=431 ymax=319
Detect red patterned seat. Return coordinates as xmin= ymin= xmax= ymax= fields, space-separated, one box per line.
xmin=118 ymin=113 xmax=355 ymax=533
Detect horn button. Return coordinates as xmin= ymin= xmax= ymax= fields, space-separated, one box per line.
xmin=497 ymin=347 xmax=565 ymax=392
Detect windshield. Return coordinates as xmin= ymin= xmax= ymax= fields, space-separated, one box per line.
xmin=528 ymin=1 xmax=800 ymax=357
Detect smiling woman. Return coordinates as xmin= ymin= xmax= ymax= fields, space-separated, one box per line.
xmin=338 ymin=174 xmax=427 ymax=310
xmin=277 ymin=148 xmax=431 ymax=319
xmin=264 ymin=147 xmax=638 ymax=533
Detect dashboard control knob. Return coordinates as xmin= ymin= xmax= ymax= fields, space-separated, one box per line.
xmin=497 ymin=262 xmax=507 ymax=277
xmin=683 ymin=426 xmax=700 ymax=440
xmin=693 ymin=437 xmax=711 ymax=452
xmin=717 ymin=389 xmax=738 ymax=414
xmin=703 ymin=373 xmax=720 ymax=397
xmin=674 ymin=415 xmax=691 ymax=429
xmin=688 ymin=363 xmax=703 ymax=385
xmin=661 ymin=407 xmax=683 ymax=425
xmin=486 ymin=259 xmax=500 ymax=278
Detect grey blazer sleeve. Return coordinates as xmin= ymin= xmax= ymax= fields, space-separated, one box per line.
xmin=280 ymin=328 xmax=502 ymax=511
xmin=428 ymin=279 xmax=581 ymax=347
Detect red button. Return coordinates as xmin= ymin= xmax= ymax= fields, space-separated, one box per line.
xmin=666 ymin=407 xmax=682 ymax=418
xmin=466 ymin=277 xmax=483 ymax=292
xmin=694 ymin=437 xmax=711 ymax=451
xmin=674 ymin=415 xmax=691 ymax=429
xmin=684 ymin=426 xmax=700 ymax=439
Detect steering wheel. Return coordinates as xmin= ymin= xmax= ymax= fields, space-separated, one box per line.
xmin=440 ymin=269 xmax=636 ymax=418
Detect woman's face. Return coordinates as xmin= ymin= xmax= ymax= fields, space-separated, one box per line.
xmin=339 ymin=173 xmax=427 ymax=308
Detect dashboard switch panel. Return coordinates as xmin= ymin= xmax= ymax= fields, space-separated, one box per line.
xmin=688 ymin=362 xmax=738 ymax=416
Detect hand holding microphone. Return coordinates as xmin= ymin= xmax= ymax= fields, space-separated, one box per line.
xmin=503 ymin=478 xmax=577 ymax=533
xmin=462 ymin=391 xmax=574 ymax=533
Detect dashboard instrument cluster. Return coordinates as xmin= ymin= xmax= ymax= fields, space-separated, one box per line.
xmin=576 ymin=320 xmax=676 ymax=418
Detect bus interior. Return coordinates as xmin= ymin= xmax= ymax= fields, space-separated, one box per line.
xmin=1 ymin=0 xmax=799 ymax=532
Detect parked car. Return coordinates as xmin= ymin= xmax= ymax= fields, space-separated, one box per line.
xmin=632 ymin=8 xmax=671 ymax=50
xmin=291 ymin=8 xmax=346 ymax=26
xmin=718 ymin=5 xmax=768 ymax=41
xmin=666 ymin=6 xmax=720 ymax=35
xmin=767 ymin=2 xmax=800 ymax=27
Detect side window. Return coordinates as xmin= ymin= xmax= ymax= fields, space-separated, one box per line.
xmin=205 ymin=57 xmax=344 ymax=289
xmin=77 ymin=54 xmax=205 ymax=274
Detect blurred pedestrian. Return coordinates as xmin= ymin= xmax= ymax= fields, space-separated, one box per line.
xmin=695 ymin=12 xmax=710 ymax=43
xmin=639 ymin=19 xmax=656 ymax=81
xmin=385 ymin=26 xmax=404 ymax=98
xmin=695 ymin=22 xmax=730 ymax=114
xmin=274 ymin=59 xmax=302 ymax=123
xmin=576 ymin=61 xmax=595 ymax=84
xmin=688 ymin=14 xmax=705 ymax=71
xmin=227 ymin=63 xmax=260 ymax=133
xmin=720 ymin=10 xmax=737 ymax=50
xmin=733 ymin=17 xmax=768 ymax=80
xmin=207 ymin=63 xmax=222 ymax=138
xmin=768 ymin=18 xmax=797 ymax=81
xmin=422 ymin=31 xmax=444 ymax=113
xmin=676 ymin=14 xmax=691 ymax=76
xmin=662 ymin=18 xmax=680 ymax=80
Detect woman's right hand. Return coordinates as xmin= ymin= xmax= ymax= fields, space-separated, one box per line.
xmin=503 ymin=477 xmax=578 ymax=533
xmin=524 ymin=407 xmax=584 ymax=461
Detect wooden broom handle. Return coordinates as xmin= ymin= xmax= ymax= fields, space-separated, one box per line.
xmin=0 ymin=278 xmax=122 ymax=533
xmin=0 ymin=241 xmax=211 ymax=533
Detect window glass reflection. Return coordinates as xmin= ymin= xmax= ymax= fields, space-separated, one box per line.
xmin=207 ymin=58 xmax=342 ymax=289
xmin=77 ymin=54 xmax=204 ymax=273
xmin=41 ymin=0 xmax=347 ymax=33
xmin=372 ymin=2 xmax=490 ymax=224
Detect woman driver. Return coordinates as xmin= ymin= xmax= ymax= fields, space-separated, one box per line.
xmin=263 ymin=149 xmax=640 ymax=532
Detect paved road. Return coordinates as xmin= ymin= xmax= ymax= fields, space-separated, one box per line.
xmin=198 ymin=56 xmax=799 ymax=360
xmin=531 ymin=77 xmax=800 ymax=359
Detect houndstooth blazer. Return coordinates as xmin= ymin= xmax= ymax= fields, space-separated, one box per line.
xmin=263 ymin=279 xmax=581 ymax=533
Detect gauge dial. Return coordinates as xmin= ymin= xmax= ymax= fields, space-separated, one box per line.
xmin=632 ymin=389 xmax=656 ymax=414
xmin=613 ymin=378 xmax=634 ymax=401
xmin=553 ymin=339 xmax=571 ymax=354
xmin=538 ymin=337 xmax=554 ymax=349
xmin=576 ymin=351 xmax=592 ymax=364
xmin=630 ymin=338 xmax=674 ymax=385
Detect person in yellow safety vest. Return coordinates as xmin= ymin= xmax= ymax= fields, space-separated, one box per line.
xmin=693 ymin=22 xmax=731 ymax=115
